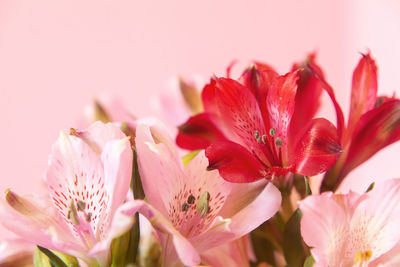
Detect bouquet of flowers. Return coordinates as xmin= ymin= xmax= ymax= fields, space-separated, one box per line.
xmin=1 ymin=52 xmax=400 ymax=267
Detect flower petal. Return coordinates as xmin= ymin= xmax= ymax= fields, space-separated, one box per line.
xmin=0 ymin=239 xmax=34 ymax=266
xmin=266 ymin=71 xmax=298 ymax=149
xmin=350 ymin=179 xmax=400 ymax=260
xmin=289 ymin=54 xmax=324 ymax=136
xmin=299 ymin=192 xmax=349 ymax=266
xmin=341 ymin=100 xmax=400 ymax=178
xmin=135 ymin=121 xmax=184 ymax=217
xmin=192 ymin=181 xmax=281 ymax=251
xmin=347 ymin=53 xmax=378 ymax=136
xmin=205 ymin=140 xmax=266 ymax=183
xmin=292 ymin=118 xmax=341 ymax=176
xmin=93 ymin=200 xmax=201 ymax=266
xmin=70 ymin=121 xmax=126 ymax=155
xmin=0 ymin=191 xmax=85 ymax=256
xmin=214 ymin=77 xmax=273 ymax=165
xmin=177 ymin=113 xmax=227 ymax=150
xmin=307 ymin=61 xmax=345 ymax=139
xmin=101 ymin=136 xmax=133 ymax=230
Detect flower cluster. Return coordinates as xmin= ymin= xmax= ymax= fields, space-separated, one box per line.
xmin=1 ymin=52 xmax=400 ymax=267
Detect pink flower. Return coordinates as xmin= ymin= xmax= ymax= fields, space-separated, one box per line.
xmin=299 ymin=178 xmax=400 ymax=266
xmin=0 ymin=122 xmax=133 ymax=265
xmin=109 ymin=119 xmax=281 ymax=266
xmin=0 ymin=239 xmax=34 ymax=267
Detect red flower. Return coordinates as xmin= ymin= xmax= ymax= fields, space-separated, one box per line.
xmin=177 ymin=57 xmax=342 ymax=183
xmin=319 ymin=53 xmax=400 ymax=192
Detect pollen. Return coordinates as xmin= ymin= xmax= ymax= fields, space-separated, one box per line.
xmin=354 ymin=250 xmax=372 ymax=264
xmin=275 ymin=137 xmax=283 ymax=147
xmin=181 ymin=203 xmax=189 ymax=212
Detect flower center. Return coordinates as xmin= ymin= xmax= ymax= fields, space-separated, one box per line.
xmin=168 ymin=184 xmax=227 ymax=238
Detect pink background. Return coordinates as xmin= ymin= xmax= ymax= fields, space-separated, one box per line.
xmin=1 ymin=1 xmax=400 ymax=239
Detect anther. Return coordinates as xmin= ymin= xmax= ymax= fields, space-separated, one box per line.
xmin=187 ymin=194 xmax=195 ymax=205
xmin=275 ymin=137 xmax=283 ymax=147
xmin=261 ymin=134 xmax=267 ymax=144
xmin=254 ymin=131 xmax=262 ymax=143
xmin=85 ymin=212 xmax=92 ymax=222
xmin=77 ymin=200 xmax=86 ymax=211
xmin=67 ymin=201 xmax=80 ymax=225
xmin=196 ymin=191 xmax=210 ymax=218
xmin=182 ymin=203 xmax=189 ymax=212
xmin=269 ymin=128 xmax=276 ymax=136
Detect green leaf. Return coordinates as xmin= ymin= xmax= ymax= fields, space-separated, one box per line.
xmin=303 ymin=255 xmax=315 ymax=267
xmin=182 ymin=150 xmax=201 ymax=167
xmin=35 ymin=247 xmax=68 ymax=267
xmin=304 ymin=176 xmax=312 ymax=196
xmin=110 ymin=231 xmax=130 ymax=267
xmin=283 ymin=209 xmax=307 ymax=267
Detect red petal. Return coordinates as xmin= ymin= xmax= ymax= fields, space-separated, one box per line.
xmin=240 ymin=65 xmax=278 ymax=127
xmin=307 ymin=62 xmax=345 ymax=140
xmin=347 ymin=53 xmax=378 ymax=137
xmin=176 ymin=113 xmax=226 ymax=150
xmin=214 ymin=77 xmax=274 ymax=166
xmin=343 ymin=99 xmax=400 ymax=176
xmin=205 ymin=140 xmax=265 ymax=183
xmin=201 ymin=79 xmax=219 ymax=115
xmin=266 ymin=71 xmax=298 ymax=158
xmin=293 ymin=118 xmax=342 ymax=176
xmin=289 ymin=54 xmax=324 ymax=135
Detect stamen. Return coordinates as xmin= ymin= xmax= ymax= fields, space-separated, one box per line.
xmin=196 ymin=191 xmax=210 ymax=218
xmin=275 ymin=137 xmax=283 ymax=147
xmin=187 ymin=194 xmax=195 ymax=205
xmin=181 ymin=203 xmax=189 ymax=212
xmin=269 ymin=128 xmax=276 ymax=136
xmin=76 ymin=200 xmax=86 ymax=211
xmin=85 ymin=212 xmax=92 ymax=222
xmin=354 ymin=250 xmax=372 ymax=264
xmin=67 ymin=201 xmax=79 ymax=225
xmin=261 ymin=134 xmax=267 ymax=144
xmin=254 ymin=131 xmax=262 ymax=143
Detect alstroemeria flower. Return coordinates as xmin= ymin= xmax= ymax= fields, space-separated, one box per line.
xmin=177 ymin=59 xmax=341 ymax=183
xmin=0 ymin=121 xmax=133 ymax=266
xmin=108 ymin=119 xmax=281 ymax=266
xmin=0 ymin=239 xmax=34 ymax=267
xmin=299 ymin=178 xmax=400 ymax=267
xmin=319 ymin=53 xmax=400 ymax=192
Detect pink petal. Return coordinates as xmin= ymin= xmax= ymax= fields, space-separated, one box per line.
xmin=193 ymin=181 xmax=281 ymax=251
xmin=350 ymin=179 xmax=400 ymax=260
xmin=0 ymin=239 xmax=34 ymax=265
xmin=200 ymin=236 xmax=253 ymax=267
xmin=292 ymin=118 xmax=341 ymax=176
xmin=299 ymin=192 xmax=349 ymax=266
xmin=135 ymin=121 xmax=184 ymax=217
xmin=205 ymin=140 xmax=266 ymax=183
xmin=70 ymin=121 xmax=126 ymax=155
xmin=0 ymin=191 xmax=85 ymax=256
xmin=100 ymin=137 xmax=133 ymax=229
xmin=95 ymin=200 xmax=201 ymax=266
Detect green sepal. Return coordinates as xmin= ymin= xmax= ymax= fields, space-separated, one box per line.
xmin=303 ymin=255 xmax=315 ymax=267
xmin=283 ymin=209 xmax=308 ymax=267
xmin=34 ymin=247 xmax=79 ymax=267
xmin=110 ymin=231 xmax=130 ymax=267
xmin=182 ymin=150 xmax=201 ymax=167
